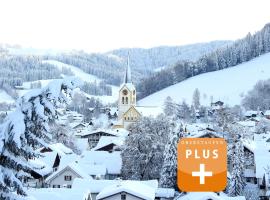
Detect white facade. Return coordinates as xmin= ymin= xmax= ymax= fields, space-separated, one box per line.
xmin=46 ymin=166 xmax=82 ymax=188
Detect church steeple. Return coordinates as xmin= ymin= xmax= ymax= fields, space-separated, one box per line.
xmin=124 ymin=53 xmax=131 ymax=83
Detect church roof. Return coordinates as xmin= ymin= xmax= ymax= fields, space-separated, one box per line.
xmin=124 ymin=54 xmax=132 ymax=84
xmin=120 ymin=82 xmax=136 ymax=92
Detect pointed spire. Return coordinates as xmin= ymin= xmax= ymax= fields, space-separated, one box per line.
xmin=124 ymin=52 xmax=132 ymax=83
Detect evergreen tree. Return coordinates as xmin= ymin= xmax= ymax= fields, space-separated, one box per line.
xmin=159 ymin=123 xmax=184 ymax=189
xmin=0 ymin=78 xmax=78 ymax=200
xmin=192 ymin=88 xmax=201 ymax=110
xmin=163 ymin=96 xmax=176 ymax=116
xmin=228 ymin=125 xmax=245 ymax=197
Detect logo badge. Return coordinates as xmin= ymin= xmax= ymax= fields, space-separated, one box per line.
xmin=177 ymin=138 xmax=227 ymax=192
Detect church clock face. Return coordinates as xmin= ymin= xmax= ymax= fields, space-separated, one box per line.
xmin=122 ymin=89 xmax=128 ymax=95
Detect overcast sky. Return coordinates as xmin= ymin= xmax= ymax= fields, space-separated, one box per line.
xmin=0 ymin=0 xmax=269 ymax=53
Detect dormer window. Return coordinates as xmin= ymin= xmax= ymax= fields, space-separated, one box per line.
xmin=122 ymin=97 xmax=125 ymax=104
xmin=126 ymin=97 xmax=128 ymax=104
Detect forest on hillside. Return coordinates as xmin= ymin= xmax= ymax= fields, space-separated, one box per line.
xmin=137 ymin=23 xmax=270 ymax=99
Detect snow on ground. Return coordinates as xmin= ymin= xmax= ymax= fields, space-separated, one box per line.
xmin=43 ymin=60 xmax=102 ymax=84
xmin=139 ymin=52 xmax=270 ymax=107
xmin=0 ymin=90 xmax=15 ymax=104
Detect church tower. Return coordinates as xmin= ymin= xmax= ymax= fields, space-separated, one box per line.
xmin=118 ymin=55 xmax=136 ymax=120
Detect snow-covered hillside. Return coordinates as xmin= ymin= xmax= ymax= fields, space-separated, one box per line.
xmin=0 ymin=90 xmax=14 ymax=104
xmin=42 ymin=60 xmax=119 ymax=104
xmin=138 ymin=52 xmax=270 ymax=107
xmin=43 ymin=60 xmax=102 ymax=84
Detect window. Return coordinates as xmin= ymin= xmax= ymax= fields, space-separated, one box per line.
xmin=122 ymin=97 xmax=124 ymax=104
xmin=125 ymin=97 xmax=128 ymax=104
xmin=127 ymin=117 xmax=130 ymax=120
xmin=121 ymin=193 xmax=126 ymax=200
xmin=124 ymin=117 xmax=126 ymax=120
xmin=67 ymin=185 xmax=72 ymax=188
xmin=64 ymin=175 xmax=72 ymax=181
xmin=53 ymin=185 xmax=60 ymax=188
xmin=246 ymin=177 xmax=251 ymax=182
xmin=131 ymin=117 xmax=133 ymax=120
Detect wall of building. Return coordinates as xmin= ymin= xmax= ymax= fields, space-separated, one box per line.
xmin=47 ymin=168 xmax=80 ymax=188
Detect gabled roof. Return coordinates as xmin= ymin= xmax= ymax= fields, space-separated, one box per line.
xmin=265 ymin=110 xmax=270 ymax=116
xmin=92 ymin=136 xmax=124 ymax=151
xmin=97 ymin=181 xmax=156 ymax=200
xmin=80 ymin=151 xmax=122 ymax=174
xmin=72 ymin=179 xmax=158 ymax=194
xmin=46 ymin=163 xmax=87 ymax=183
xmin=80 ymin=128 xmax=119 ymax=138
xmin=119 ymin=83 xmax=136 ymax=92
xmin=122 ymin=106 xmax=141 ymax=117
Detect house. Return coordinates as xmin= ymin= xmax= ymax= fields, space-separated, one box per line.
xmin=27 ymin=187 xmax=91 ymax=200
xmin=72 ymin=179 xmax=174 ymax=200
xmin=46 ymin=163 xmax=90 ymax=188
xmin=265 ymin=110 xmax=270 ymax=120
xmin=92 ymin=136 xmax=124 ymax=152
xmin=72 ymin=123 xmax=87 ymax=132
xmin=253 ymin=142 xmax=270 ymax=198
xmin=80 ymin=151 xmax=122 ymax=180
xmin=245 ymin=110 xmax=263 ymax=119
xmin=80 ymin=129 xmax=120 ymax=149
xmin=210 ymin=101 xmax=224 ymax=111
xmin=96 ymin=181 xmax=156 ymax=200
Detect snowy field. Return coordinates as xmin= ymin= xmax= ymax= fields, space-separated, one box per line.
xmin=0 ymin=90 xmax=14 ymax=104
xmin=139 ymin=52 xmax=270 ymax=107
xmin=43 ymin=60 xmax=102 ymax=84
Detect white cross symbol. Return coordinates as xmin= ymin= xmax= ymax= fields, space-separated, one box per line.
xmin=192 ymin=164 xmax=213 ymax=184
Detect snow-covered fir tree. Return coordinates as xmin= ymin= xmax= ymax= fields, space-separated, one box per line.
xmin=0 ymin=77 xmax=78 ymax=200
xmin=121 ymin=115 xmax=171 ymax=180
xmin=163 ymin=96 xmax=176 ymax=116
xmin=228 ymin=125 xmax=245 ymax=197
xmin=159 ymin=123 xmax=184 ymax=189
xmin=192 ymin=88 xmax=200 ymax=110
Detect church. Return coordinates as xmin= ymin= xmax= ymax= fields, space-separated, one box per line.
xmin=113 ymin=56 xmax=162 ymax=129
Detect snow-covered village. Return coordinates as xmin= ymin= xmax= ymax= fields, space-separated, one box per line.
xmin=1 ymin=0 xmax=270 ymax=200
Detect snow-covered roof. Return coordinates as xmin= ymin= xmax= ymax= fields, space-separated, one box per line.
xmin=245 ymin=110 xmax=258 ymax=117
xmin=79 ymin=128 xmax=120 ymax=138
xmin=96 ymin=181 xmax=156 ymax=200
xmin=135 ymin=106 xmax=162 ymax=117
xmin=27 ymin=187 xmax=90 ymax=200
xmin=46 ymin=163 xmax=90 ymax=183
xmin=254 ymin=141 xmax=270 ymax=178
xmin=39 ymin=151 xmax=58 ymax=168
xmin=265 ymin=110 xmax=270 ymax=116
xmin=73 ymin=179 xmax=158 ymax=194
xmin=120 ymin=83 xmax=135 ymax=92
xmin=29 ymin=158 xmax=52 ymax=177
xmin=58 ymin=154 xmax=80 ymax=169
xmin=80 ymin=151 xmax=122 ymax=174
xmin=177 ymin=192 xmax=245 ymax=200
xmin=155 ymin=188 xmax=175 ymax=198
xmin=48 ymin=143 xmax=73 ymax=156
xmin=237 ymin=120 xmax=256 ymax=128
xmin=92 ymin=136 xmax=124 ymax=151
